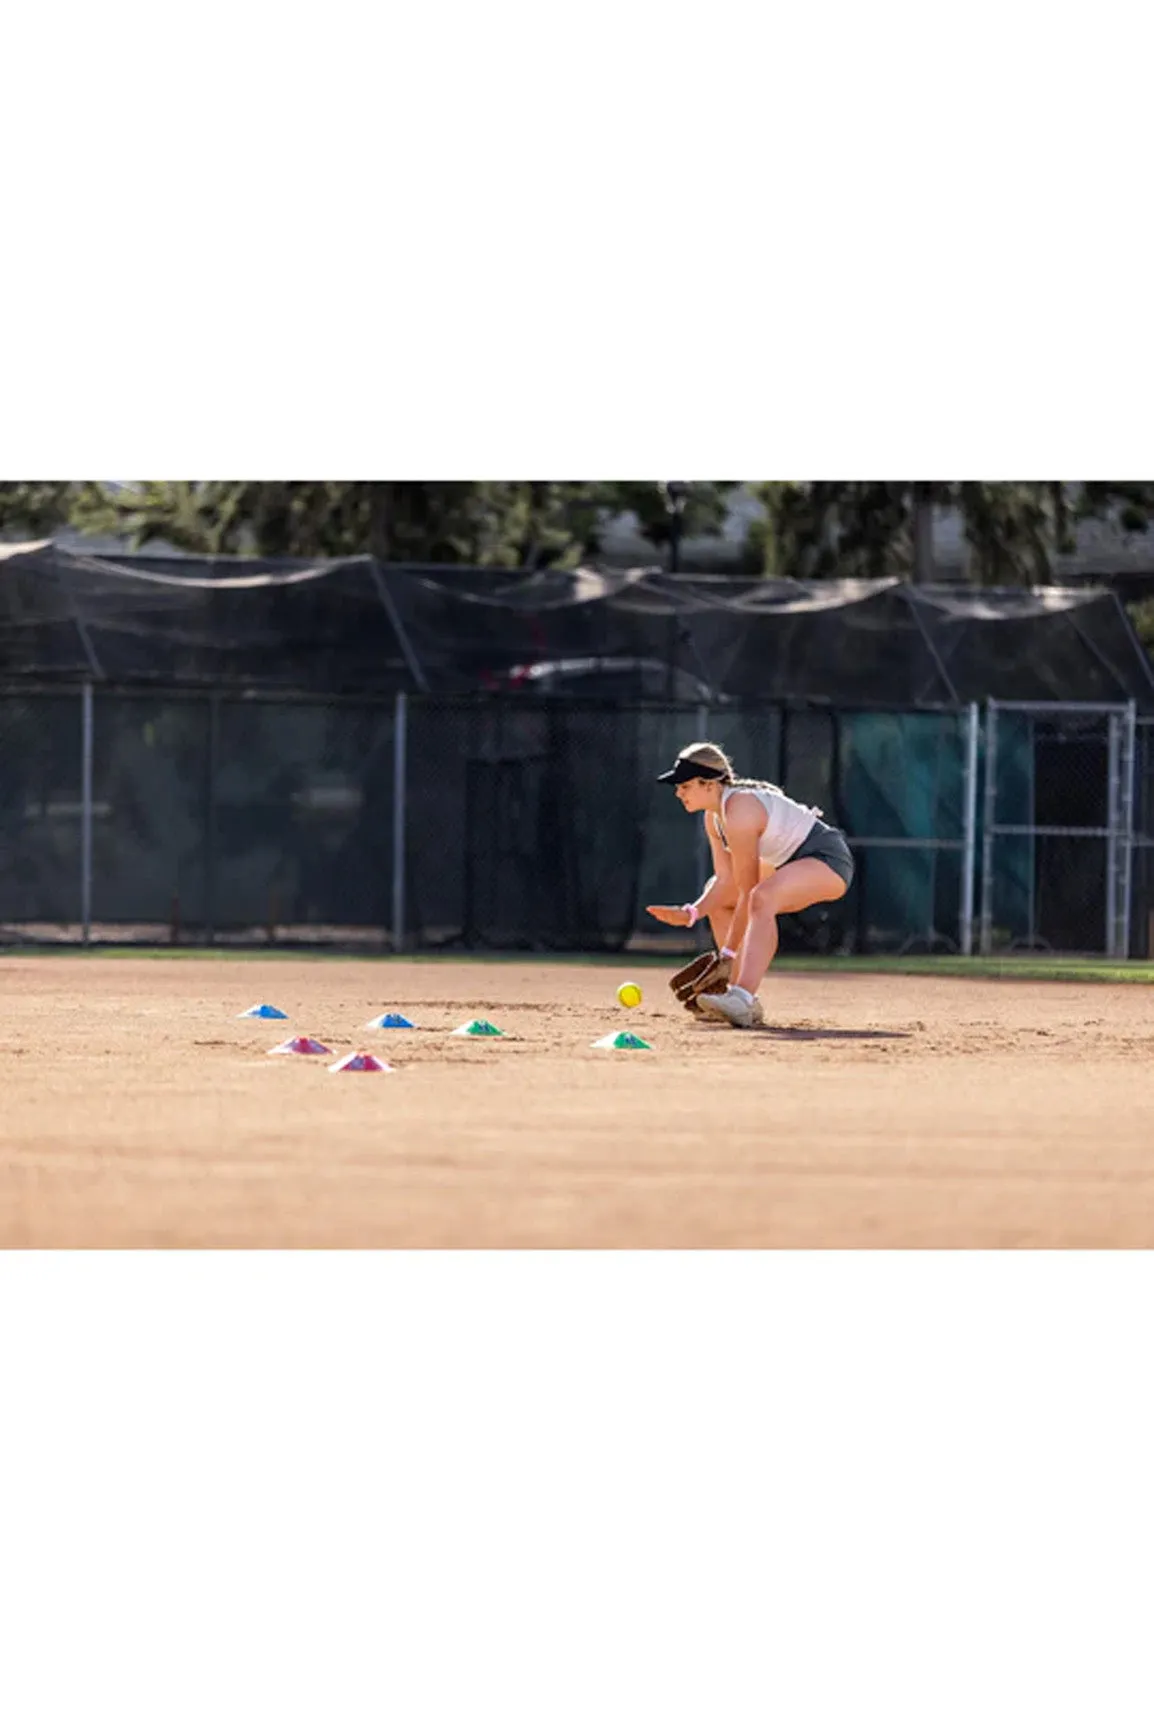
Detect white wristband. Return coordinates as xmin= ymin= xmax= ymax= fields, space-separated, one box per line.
xmin=720 ymin=946 xmax=736 ymax=959
xmin=681 ymin=903 xmax=700 ymax=925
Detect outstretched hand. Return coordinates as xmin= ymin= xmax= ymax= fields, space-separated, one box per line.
xmin=646 ymin=904 xmax=694 ymax=927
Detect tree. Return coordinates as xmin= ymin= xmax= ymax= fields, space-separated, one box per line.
xmin=18 ymin=478 xmax=1152 ymax=596
xmin=745 ymin=482 xmax=910 ymax=579
xmin=75 ymin=481 xmax=484 ymax=563
xmin=747 ymin=481 xmax=1154 ymax=586
xmin=0 ymin=482 xmax=88 ymax=540
xmin=76 ymin=480 xmax=739 ymax=568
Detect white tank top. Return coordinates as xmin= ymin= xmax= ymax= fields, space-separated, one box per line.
xmin=715 ymin=783 xmax=821 ymax=869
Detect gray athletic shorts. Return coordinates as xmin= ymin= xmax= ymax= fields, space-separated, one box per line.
xmin=784 ymin=817 xmax=855 ymax=890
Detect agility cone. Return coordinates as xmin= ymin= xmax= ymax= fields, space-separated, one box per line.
xmin=592 ymin=1030 xmax=652 ymax=1050
xmin=328 ymin=1051 xmax=394 ymax=1073
xmin=268 ymin=1036 xmax=332 ymax=1056
xmin=451 ymin=1018 xmax=505 ymax=1037
xmin=364 ymin=1012 xmax=415 ymax=1030
xmin=239 ymin=1003 xmax=288 ymax=1020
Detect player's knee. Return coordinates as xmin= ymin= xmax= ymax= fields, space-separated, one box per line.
xmin=749 ymin=880 xmax=778 ymax=918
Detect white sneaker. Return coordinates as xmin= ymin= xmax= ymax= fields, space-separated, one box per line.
xmin=696 ymin=986 xmax=764 ymax=1028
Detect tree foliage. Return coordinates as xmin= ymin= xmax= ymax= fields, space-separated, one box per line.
xmin=746 ymin=481 xmax=1154 ymax=586
xmin=70 ymin=480 xmax=735 ymax=567
xmin=0 ymin=482 xmax=90 ymax=539
xmin=7 ymin=480 xmax=1154 ymax=612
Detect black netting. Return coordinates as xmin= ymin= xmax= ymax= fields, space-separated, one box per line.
xmin=7 ymin=536 xmax=1152 ymax=958
xmin=211 ymin=700 xmax=395 ymax=935
xmin=1128 ymin=722 xmax=1154 ymax=958
xmin=0 ymin=694 xmax=84 ymax=931
xmin=3 ymin=544 xmax=1153 ymax=709
xmin=980 ymin=709 xmax=1129 ymax=954
xmin=407 ymin=700 xmax=654 ymax=950
xmin=7 ymin=692 xmax=398 ymax=941
xmin=4 ymin=686 xmax=1145 ymax=959
xmin=91 ymin=696 xmax=211 ymax=927
xmin=1130 ymin=843 xmax=1154 ymax=959
xmin=837 ymin=710 xmax=972 ymax=952
xmin=985 ymin=832 xmax=1109 ymax=952
xmin=370 ymin=698 xmax=964 ymax=956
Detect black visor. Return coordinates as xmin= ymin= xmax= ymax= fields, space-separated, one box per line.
xmin=656 ymin=756 xmax=725 ymax=785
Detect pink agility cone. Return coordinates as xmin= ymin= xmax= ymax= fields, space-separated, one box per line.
xmin=268 ymin=1036 xmax=332 ymax=1056
xmin=328 ymin=1051 xmax=394 ymax=1073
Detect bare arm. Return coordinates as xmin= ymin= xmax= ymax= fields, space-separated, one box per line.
xmin=646 ymin=812 xmax=734 ymax=927
xmin=716 ymin=794 xmax=764 ymax=954
xmin=692 ymin=813 xmax=734 ymax=918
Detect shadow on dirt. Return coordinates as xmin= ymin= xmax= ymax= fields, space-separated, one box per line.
xmin=695 ymin=1022 xmax=913 ymax=1041
xmin=759 ymin=1025 xmax=912 ymax=1042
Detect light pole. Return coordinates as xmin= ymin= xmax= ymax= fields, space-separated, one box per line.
xmin=912 ymin=482 xmax=935 ymax=584
xmin=661 ymin=481 xmax=689 ymax=575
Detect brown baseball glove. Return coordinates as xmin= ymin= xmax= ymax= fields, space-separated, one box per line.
xmin=669 ymin=948 xmax=732 ymax=1015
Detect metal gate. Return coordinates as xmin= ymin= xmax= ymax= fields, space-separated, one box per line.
xmin=979 ymin=701 xmax=1137 ymax=958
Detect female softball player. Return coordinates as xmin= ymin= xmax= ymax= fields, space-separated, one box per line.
xmin=645 ymin=741 xmax=855 ymax=1027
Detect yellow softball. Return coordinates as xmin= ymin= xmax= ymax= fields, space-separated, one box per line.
xmin=616 ymin=981 xmax=643 ymax=1009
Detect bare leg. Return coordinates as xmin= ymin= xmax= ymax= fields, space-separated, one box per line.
xmin=707 ymin=861 xmax=771 ymax=950
xmin=707 ymin=897 xmax=735 ymax=949
xmin=734 ymin=859 xmax=847 ymax=995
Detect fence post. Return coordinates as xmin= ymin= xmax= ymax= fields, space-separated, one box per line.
xmin=979 ymin=701 xmax=998 ymax=955
xmin=1107 ymin=712 xmax=1121 ymax=957
xmin=1106 ymin=706 xmax=1138 ymax=958
xmin=80 ymin=682 xmax=94 ymax=946
xmin=695 ymin=701 xmax=710 ymax=888
xmin=959 ymin=701 xmax=979 ymax=956
xmin=392 ymin=690 xmax=408 ymax=951
xmin=1126 ymin=699 xmax=1138 ymax=959
xmin=204 ymin=694 xmax=219 ymax=943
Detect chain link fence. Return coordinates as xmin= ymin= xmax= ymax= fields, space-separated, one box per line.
xmin=25 ymin=685 xmax=1154 ymax=958
xmin=977 ymin=701 xmax=1142 ymax=957
xmin=0 ymin=688 xmax=397 ymax=945
xmin=1131 ymin=718 xmax=1154 ymax=959
xmin=0 ymin=691 xmax=87 ymax=929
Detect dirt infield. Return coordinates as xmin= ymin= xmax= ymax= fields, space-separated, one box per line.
xmin=1 ymin=955 xmax=1152 ymax=1248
